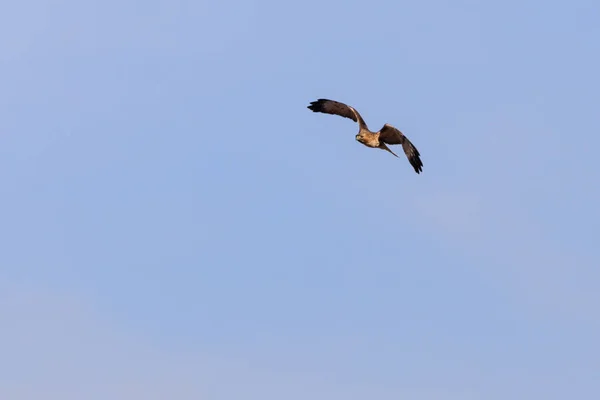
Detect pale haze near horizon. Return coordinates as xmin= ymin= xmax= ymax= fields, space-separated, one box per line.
xmin=1 ymin=0 xmax=599 ymax=399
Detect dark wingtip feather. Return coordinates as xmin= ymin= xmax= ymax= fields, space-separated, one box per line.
xmin=307 ymin=98 xmax=331 ymax=112
xmin=307 ymin=101 xmax=319 ymax=112
xmin=410 ymin=155 xmax=423 ymax=174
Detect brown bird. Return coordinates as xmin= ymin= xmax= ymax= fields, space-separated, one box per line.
xmin=307 ymin=98 xmax=423 ymax=174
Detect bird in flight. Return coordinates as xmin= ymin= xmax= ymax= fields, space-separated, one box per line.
xmin=307 ymin=98 xmax=423 ymax=174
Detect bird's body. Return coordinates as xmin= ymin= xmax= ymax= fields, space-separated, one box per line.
xmin=307 ymin=98 xmax=423 ymax=174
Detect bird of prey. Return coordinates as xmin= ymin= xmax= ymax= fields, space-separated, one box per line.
xmin=307 ymin=98 xmax=423 ymax=174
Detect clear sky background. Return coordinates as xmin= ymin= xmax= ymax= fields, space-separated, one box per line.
xmin=1 ymin=0 xmax=599 ymax=399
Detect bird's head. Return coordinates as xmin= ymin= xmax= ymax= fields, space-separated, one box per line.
xmin=355 ymin=133 xmax=363 ymax=143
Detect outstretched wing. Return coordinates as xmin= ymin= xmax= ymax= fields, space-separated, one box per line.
xmin=307 ymin=98 xmax=367 ymax=129
xmin=378 ymin=123 xmax=423 ymax=174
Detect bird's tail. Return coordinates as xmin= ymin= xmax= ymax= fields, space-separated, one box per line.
xmin=380 ymin=143 xmax=399 ymax=157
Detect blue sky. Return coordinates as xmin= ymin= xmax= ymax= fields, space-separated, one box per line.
xmin=1 ymin=0 xmax=599 ymax=398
